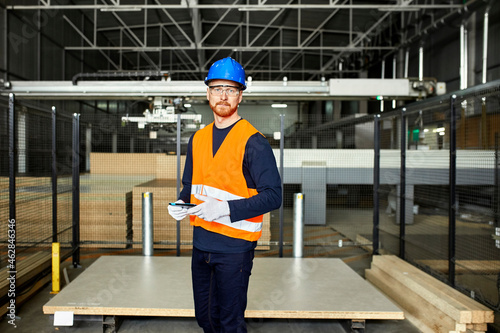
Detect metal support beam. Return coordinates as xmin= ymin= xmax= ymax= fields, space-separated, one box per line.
xmin=187 ymin=0 xmax=205 ymax=77
xmin=63 ymin=15 xmax=120 ymax=70
xmin=321 ymin=10 xmax=392 ymax=72
xmin=282 ymin=0 xmax=348 ymax=75
xmin=63 ymin=45 xmax=396 ymax=51
xmin=102 ymin=315 xmax=123 ymax=333
xmin=340 ymin=319 xmax=366 ymax=333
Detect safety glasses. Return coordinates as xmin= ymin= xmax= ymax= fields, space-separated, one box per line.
xmin=208 ymin=85 xmax=241 ymax=97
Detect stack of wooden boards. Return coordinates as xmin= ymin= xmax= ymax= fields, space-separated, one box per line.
xmin=0 ymin=177 xmax=72 ymax=245
xmin=366 ymin=255 xmax=494 ymax=333
xmin=80 ymin=174 xmax=154 ymax=248
xmin=0 ymin=252 xmax=52 ymax=317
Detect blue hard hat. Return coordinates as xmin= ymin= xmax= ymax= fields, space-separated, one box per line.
xmin=205 ymin=57 xmax=246 ymax=90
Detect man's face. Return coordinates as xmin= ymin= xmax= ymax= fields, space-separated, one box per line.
xmin=206 ymin=79 xmax=243 ymax=118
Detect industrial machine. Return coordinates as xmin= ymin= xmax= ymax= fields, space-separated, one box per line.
xmin=121 ymin=96 xmax=201 ymax=131
xmin=121 ymin=97 xmax=202 ymax=154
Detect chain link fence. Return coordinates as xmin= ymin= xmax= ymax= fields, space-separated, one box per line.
xmin=1 ymin=80 xmax=499 ymax=313
xmin=0 ymin=97 xmax=73 ymax=308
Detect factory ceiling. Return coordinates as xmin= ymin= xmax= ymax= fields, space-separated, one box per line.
xmin=3 ymin=0 xmax=488 ymax=83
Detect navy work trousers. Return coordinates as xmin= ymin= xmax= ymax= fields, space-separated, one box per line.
xmin=191 ymin=247 xmax=254 ymax=333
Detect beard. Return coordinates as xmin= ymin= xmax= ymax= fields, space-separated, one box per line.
xmin=210 ymin=100 xmax=238 ymax=118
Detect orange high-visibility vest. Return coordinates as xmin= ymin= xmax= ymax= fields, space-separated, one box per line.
xmin=190 ymin=120 xmax=264 ymax=242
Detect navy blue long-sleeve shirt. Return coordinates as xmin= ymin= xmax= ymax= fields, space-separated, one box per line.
xmin=179 ymin=119 xmax=282 ymax=253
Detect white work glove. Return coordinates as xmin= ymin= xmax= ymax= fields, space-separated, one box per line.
xmin=187 ymin=194 xmax=230 ymax=222
xmin=168 ymin=199 xmax=189 ymax=221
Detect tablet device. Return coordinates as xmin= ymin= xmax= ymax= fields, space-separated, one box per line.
xmin=169 ymin=202 xmax=196 ymax=207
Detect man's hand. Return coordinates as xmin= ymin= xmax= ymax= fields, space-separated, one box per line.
xmin=168 ymin=199 xmax=189 ymax=221
xmin=188 ymin=194 xmax=230 ymax=222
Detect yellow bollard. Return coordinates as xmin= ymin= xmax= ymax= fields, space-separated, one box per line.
xmin=51 ymin=242 xmax=60 ymax=294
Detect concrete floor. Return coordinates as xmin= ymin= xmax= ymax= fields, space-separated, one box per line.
xmin=3 ymin=206 xmax=496 ymax=332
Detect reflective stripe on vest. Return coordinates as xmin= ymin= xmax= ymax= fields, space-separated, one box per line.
xmin=190 ymin=120 xmax=264 ymax=242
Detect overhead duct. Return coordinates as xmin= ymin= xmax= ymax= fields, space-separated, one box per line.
xmin=2 ymin=78 xmax=446 ymax=101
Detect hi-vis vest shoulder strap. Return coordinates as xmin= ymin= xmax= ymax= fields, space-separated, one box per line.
xmin=190 ymin=120 xmax=264 ymax=242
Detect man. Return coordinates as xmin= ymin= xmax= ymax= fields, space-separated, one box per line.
xmin=168 ymin=57 xmax=282 ymax=332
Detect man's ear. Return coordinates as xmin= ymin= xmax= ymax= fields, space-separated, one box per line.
xmin=206 ymin=88 xmax=210 ymax=101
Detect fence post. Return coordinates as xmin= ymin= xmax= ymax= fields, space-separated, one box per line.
xmin=176 ymin=114 xmax=181 ymax=256
xmin=293 ymin=193 xmax=304 ymax=258
xmin=51 ymin=242 xmax=60 ymax=294
xmin=72 ymin=113 xmax=80 ymax=268
xmin=142 ymin=192 xmax=154 ymax=256
xmin=495 ymin=133 xmax=499 ymax=229
xmin=52 ymin=106 xmax=57 ymax=243
xmin=449 ymin=95 xmax=457 ymax=286
xmin=279 ymin=114 xmax=285 ymax=258
xmin=373 ymin=115 xmax=380 ymax=255
xmin=399 ymin=108 xmax=407 ymax=260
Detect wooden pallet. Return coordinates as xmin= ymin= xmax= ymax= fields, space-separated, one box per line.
xmin=366 ymin=255 xmax=494 ymax=333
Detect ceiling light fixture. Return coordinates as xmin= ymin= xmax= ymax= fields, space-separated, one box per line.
xmin=100 ymin=6 xmax=142 ymax=12
xmin=271 ymin=104 xmax=287 ymax=108
xmin=378 ymin=6 xmax=420 ymax=12
xmin=238 ymin=6 xmax=281 ymax=12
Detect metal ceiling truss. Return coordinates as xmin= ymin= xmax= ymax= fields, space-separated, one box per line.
xmin=8 ymin=2 xmax=465 ymax=10
xmin=5 ymin=0 xmax=484 ymax=82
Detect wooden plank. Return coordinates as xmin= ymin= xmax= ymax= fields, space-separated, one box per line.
xmin=378 ymin=255 xmax=493 ymax=324
xmin=0 ymin=273 xmax=52 ymax=318
xmin=372 ymin=255 xmax=472 ymax=323
xmin=416 ymin=260 xmax=500 ymax=275
xmin=468 ymin=323 xmax=487 ymax=331
xmin=366 ymin=267 xmax=456 ymax=333
xmin=0 ymin=252 xmax=52 ymax=296
xmin=44 ymin=256 xmax=404 ymax=320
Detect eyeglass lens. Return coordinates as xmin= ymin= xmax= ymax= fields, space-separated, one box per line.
xmin=209 ymin=86 xmax=240 ymax=97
